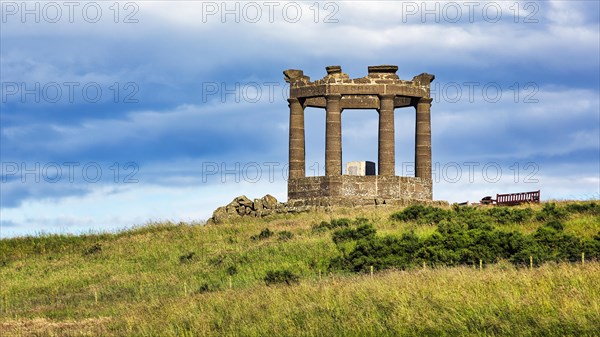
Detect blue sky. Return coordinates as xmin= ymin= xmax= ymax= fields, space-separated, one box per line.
xmin=1 ymin=0 xmax=599 ymax=237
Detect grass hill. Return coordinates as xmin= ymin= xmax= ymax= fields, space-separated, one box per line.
xmin=1 ymin=201 xmax=599 ymax=336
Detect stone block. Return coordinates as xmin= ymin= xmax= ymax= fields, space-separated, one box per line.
xmin=345 ymin=161 xmax=376 ymax=176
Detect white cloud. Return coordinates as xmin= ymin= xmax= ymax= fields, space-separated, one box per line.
xmin=0 ymin=179 xmax=287 ymax=238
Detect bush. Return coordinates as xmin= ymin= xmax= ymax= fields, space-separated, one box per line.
xmin=332 ymin=224 xmax=376 ymax=244
xmin=485 ymin=207 xmax=534 ymax=224
xmin=278 ymin=231 xmax=294 ymax=241
xmin=565 ymin=202 xmax=600 ymax=216
xmin=83 ymin=243 xmax=102 ymax=256
xmin=312 ymin=218 xmax=352 ymax=232
xmin=330 ymin=215 xmax=598 ymax=273
xmin=179 ymin=252 xmax=196 ymax=264
xmin=226 ymin=265 xmax=237 ymax=275
xmin=264 ymin=269 xmax=300 ymax=286
xmin=196 ymin=282 xmax=218 ymax=293
xmin=536 ymin=203 xmax=568 ymax=221
xmin=251 ymin=228 xmax=274 ymax=241
xmin=391 ymin=205 xmax=450 ymax=224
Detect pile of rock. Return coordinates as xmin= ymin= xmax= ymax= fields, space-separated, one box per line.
xmin=208 ymin=194 xmax=286 ymax=224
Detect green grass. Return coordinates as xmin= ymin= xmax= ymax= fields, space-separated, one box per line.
xmin=1 ymin=201 xmax=599 ymax=336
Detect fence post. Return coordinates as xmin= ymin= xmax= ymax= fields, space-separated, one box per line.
xmin=479 ymin=259 xmax=482 ymax=270
xmin=582 ymin=252 xmax=585 ymax=266
xmin=530 ymin=256 xmax=533 ymax=269
xmin=370 ymin=265 xmax=374 ymax=278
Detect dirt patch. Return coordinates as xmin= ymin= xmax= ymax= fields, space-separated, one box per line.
xmin=0 ymin=316 xmax=112 ymax=336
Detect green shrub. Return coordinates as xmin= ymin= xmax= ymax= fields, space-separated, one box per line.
xmin=278 ymin=231 xmax=294 ymax=241
xmin=536 ymin=203 xmax=568 ymax=221
xmin=565 ymin=202 xmax=600 ymax=215
xmin=312 ymin=218 xmax=352 ymax=232
xmin=226 ymin=265 xmax=237 ymax=275
xmin=179 ymin=252 xmax=196 ymax=264
xmin=331 ymin=215 xmax=598 ymax=273
xmin=251 ymin=228 xmax=274 ymax=241
xmin=485 ymin=207 xmax=534 ymax=224
xmin=332 ymin=224 xmax=376 ymax=244
xmin=83 ymin=242 xmax=102 ymax=256
xmin=391 ymin=205 xmax=450 ymax=224
xmin=264 ymin=269 xmax=300 ymax=286
xmin=196 ymin=282 xmax=218 ymax=294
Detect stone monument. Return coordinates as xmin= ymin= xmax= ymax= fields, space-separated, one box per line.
xmin=284 ymin=65 xmax=435 ymax=206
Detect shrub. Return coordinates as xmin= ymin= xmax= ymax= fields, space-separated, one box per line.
xmin=226 ymin=265 xmax=237 ymax=275
xmin=485 ymin=207 xmax=534 ymax=224
xmin=83 ymin=243 xmax=102 ymax=256
xmin=264 ymin=269 xmax=300 ymax=286
xmin=391 ymin=205 xmax=450 ymax=224
xmin=330 ymin=215 xmax=597 ymax=273
xmin=196 ymin=282 xmax=218 ymax=293
xmin=312 ymin=218 xmax=352 ymax=232
xmin=179 ymin=252 xmax=196 ymax=264
xmin=278 ymin=231 xmax=294 ymax=241
xmin=565 ymin=202 xmax=600 ymax=216
xmin=251 ymin=228 xmax=274 ymax=241
xmin=536 ymin=203 xmax=568 ymax=221
xmin=332 ymin=224 xmax=376 ymax=244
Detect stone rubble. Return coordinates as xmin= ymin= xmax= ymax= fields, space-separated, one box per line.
xmin=207 ymin=194 xmax=314 ymax=224
xmin=207 ymin=194 xmax=448 ymax=225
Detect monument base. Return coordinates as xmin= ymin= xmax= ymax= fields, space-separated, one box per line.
xmin=288 ymin=176 xmax=433 ymax=206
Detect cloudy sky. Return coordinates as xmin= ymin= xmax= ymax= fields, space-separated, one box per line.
xmin=1 ymin=0 xmax=598 ymax=237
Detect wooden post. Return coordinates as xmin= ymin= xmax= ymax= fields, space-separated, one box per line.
xmin=479 ymin=259 xmax=482 ymax=270
xmin=529 ymin=256 xmax=533 ymax=269
xmin=370 ymin=265 xmax=374 ymax=278
xmin=582 ymin=252 xmax=585 ymax=266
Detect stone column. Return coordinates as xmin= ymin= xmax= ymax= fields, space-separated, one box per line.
xmin=378 ymin=94 xmax=395 ymax=176
xmin=325 ymin=94 xmax=342 ymax=176
xmin=415 ymin=98 xmax=433 ymax=179
xmin=288 ymin=98 xmax=305 ymax=179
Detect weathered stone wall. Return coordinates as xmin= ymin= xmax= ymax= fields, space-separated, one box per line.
xmin=288 ymin=176 xmax=432 ymax=205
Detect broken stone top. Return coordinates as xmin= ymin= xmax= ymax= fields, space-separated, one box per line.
xmin=368 ymin=65 xmax=398 ymax=75
xmin=323 ymin=65 xmax=350 ymax=81
xmin=283 ymin=69 xmax=310 ymax=83
xmin=284 ymin=65 xmax=435 ymax=99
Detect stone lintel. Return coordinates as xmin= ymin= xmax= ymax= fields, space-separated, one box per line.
xmin=303 ymin=95 xmax=413 ymax=109
xmin=290 ymin=83 xmax=429 ymax=100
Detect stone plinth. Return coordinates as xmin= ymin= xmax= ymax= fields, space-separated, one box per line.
xmin=288 ymin=175 xmax=432 ymax=205
xmin=346 ymin=161 xmax=376 ymax=176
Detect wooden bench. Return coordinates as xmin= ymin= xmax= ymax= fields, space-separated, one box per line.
xmin=495 ymin=190 xmax=540 ymax=206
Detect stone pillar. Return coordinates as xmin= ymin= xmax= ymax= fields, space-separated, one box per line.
xmin=325 ymin=94 xmax=342 ymax=176
xmin=415 ymin=98 xmax=433 ymax=179
xmin=288 ymin=98 xmax=305 ymax=179
xmin=378 ymin=94 xmax=395 ymax=176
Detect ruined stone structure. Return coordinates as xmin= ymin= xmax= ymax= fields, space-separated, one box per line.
xmin=284 ymin=65 xmax=435 ymax=206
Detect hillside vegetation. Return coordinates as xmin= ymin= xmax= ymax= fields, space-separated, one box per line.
xmin=1 ymin=201 xmax=599 ymax=336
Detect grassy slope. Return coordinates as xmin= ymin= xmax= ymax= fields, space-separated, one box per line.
xmin=1 ymin=202 xmax=599 ymax=336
